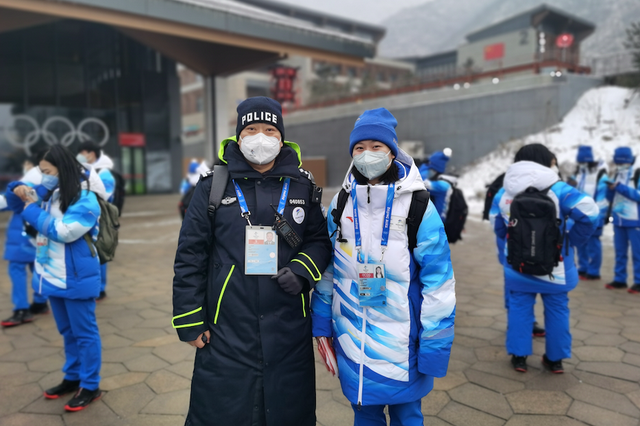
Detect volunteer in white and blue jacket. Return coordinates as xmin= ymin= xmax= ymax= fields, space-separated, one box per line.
xmin=312 ymin=108 xmax=456 ymax=426
xmin=490 ymin=144 xmax=598 ymax=374
xmin=1 ymin=155 xmax=49 ymax=328
xmin=573 ymin=145 xmax=609 ymax=280
xmin=423 ymin=149 xmax=452 ymax=222
xmin=605 ymin=147 xmax=640 ymax=294
xmin=6 ymin=145 xmax=106 ymax=412
xmin=77 ymin=141 xmax=114 ymax=301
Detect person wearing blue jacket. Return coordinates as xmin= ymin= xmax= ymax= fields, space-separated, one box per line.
xmin=423 ymin=149 xmax=452 ymax=222
xmin=77 ymin=141 xmax=115 ymax=301
xmin=491 ymin=144 xmax=598 ymax=374
xmin=1 ymin=155 xmax=49 ymax=327
xmin=604 ymin=147 xmax=640 ymax=294
xmin=7 ymin=145 xmax=106 ymax=412
xmin=312 ymin=108 xmax=456 ymax=426
xmin=572 ymin=145 xmax=609 ymax=281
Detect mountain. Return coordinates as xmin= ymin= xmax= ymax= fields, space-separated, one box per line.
xmin=378 ymin=0 xmax=640 ymax=60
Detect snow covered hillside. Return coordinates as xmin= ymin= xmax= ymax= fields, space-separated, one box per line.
xmin=458 ymin=86 xmax=640 ymax=216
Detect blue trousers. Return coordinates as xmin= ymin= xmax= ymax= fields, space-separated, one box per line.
xmin=9 ymin=262 xmax=46 ymax=310
xmin=506 ymin=290 xmax=571 ymax=361
xmin=577 ymin=233 xmax=602 ymax=276
xmin=613 ymin=226 xmax=640 ymax=284
xmin=49 ymin=296 xmax=101 ymax=390
xmin=352 ymin=400 xmax=423 ymax=426
xmin=100 ymin=263 xmax=107 ymax=293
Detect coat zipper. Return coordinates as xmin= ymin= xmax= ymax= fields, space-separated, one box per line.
xmin=357 ymin=307 xmax=368 ymax=409
xmin=357 ymin=184 xmax=373 ymax=409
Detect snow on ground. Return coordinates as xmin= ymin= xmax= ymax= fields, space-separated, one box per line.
xmin=458 ymin=86 xmax=640 ymax=217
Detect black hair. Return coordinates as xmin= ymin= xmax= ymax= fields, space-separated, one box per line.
xmin=351 ymin=162 xmax=399 ymax=185
xmin=76 ymin=141 xmax=101 ymax=159
xmin=574 ymin=161 xmax=600 ymax=175
xmin=42 ymin=145 xmax=89 ymax=213
xmin=514 ymin=143 xmax=554 ymax=167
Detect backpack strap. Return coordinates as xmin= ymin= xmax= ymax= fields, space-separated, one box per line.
xmin=207 ymin=165 xmax=230 ymax=217
xmin=330 ymin=188 xmax=349 ymax=242
xmin=634 ymin=168 xmax=640 ymax=189
xmin=406 ymin=189 xmax=430 ymax=252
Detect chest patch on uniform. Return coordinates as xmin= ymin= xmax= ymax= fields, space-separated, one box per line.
xmin=221 ymin=196 xmax=237 ymax=205
xmin=288 ymin=198 xmax=306 ymax=206
xmin=292 ymin=207 xmax=305 ymax=224
xmin=390 ymin=215 xmax=406 ymax=231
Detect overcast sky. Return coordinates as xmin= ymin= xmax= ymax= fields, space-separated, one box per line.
xmin=272 ymin=0 xmax=432 ymax=24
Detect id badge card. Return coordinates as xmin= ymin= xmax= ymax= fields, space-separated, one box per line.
xmin=245 ymin=226 xmax=278 ymax=275
xmin=357 ymin=263 xmax=387 ymax=307
xmin=36 ymin=234 xmax=49 ymax=264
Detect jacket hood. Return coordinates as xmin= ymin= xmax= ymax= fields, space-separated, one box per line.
xmin=342 ymin=147 xmax=425 ymax=195
xmin=504 ymin=161 xmax=560 ymax=195
xmin=93 ymin=152 xmax=114 ymax=170
xmin=218 ymin=136 xmax=302 ymax=168
xmin=84 ymin=167 xmax=108 ymax=201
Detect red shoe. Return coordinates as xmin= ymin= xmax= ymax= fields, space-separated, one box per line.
xmin=605 ymin=282 xmax=628 ymax=290
xmin=64 ymin=388 xmax=102 ymax=412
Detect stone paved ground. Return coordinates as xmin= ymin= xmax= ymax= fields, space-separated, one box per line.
xmin=1 ymin=194 xmax=640 ymax=426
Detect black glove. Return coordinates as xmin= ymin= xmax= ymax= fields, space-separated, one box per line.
xmin=272 ymin=267 xmax=305 ymax=295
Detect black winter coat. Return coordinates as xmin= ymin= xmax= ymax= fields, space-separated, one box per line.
xmin=172 ymin=141 xmax=332 ymax=426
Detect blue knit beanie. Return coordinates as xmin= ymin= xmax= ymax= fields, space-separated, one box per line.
xmin=429 ymin=151 xmax=450 ymax=173
xmin=614 ymin=147 xmax=634 ymax=164
xmin=236 ymin=96 xmax=285 ymax=141
xmin=349 ymin=108 xmax=398 ymax=157
xmin=576 ymin=146 xmax=594 ymax=163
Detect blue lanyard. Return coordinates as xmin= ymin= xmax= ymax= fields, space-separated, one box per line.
xmin=232 ymin=178 xmax=290 ymax=225
xmin=351 ymin=183 xmax=395 ymax=263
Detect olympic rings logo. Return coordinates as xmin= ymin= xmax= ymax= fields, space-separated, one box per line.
xmin=4 ymin=115 xmax=110 ymax=155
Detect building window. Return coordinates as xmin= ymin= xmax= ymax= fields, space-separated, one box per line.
xmin=196 ymin=94 xmax=204 ymax=112
xmin=347 ymin=67 xmax=357 ymax=78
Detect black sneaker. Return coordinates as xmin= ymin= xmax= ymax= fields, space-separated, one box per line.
xmin=533 ymin=322 xmax=546 ymax=337
xmin=542 ymin=354 xmax=564 ymax=374
xmin=628 ymin=284 xmax=640 ymax=294
xmin=1 ymin=309 xmax=34 ymax=327
xmin=511 ymin=355 xmax=528 ymax=372
xmin=605 ymin=281 xmax=627 ymax=290
xmin=96 ymin=291 xmax=107 ymax=301
xmin=580 ymin=274 xmax=601 ymax=281
xmin=64 ymin=387 xmax=102 ymax=412
xmin=44 ymin=379 xmax=80 ymax=399
xmin=578 ymin=270 xmax=587 ymax=278
xmin=30 ymin=302 xmax=50 ymax=315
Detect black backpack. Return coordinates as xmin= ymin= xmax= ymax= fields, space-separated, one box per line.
xmin=483 ymin=173 xmax=505 ymax=221
xmin=507 ymin=184 xmax=563 ymax=276
xmin=331 ymin=188 xmax=430 ymax=252
xmin=178 ymin=185 xmax=196 ymax=219
xmin=437 ymin=177 xmax=468 ymax=244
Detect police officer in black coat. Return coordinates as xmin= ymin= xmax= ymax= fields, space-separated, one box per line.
xmin=172 ymin=97 xmax=332 ymax=426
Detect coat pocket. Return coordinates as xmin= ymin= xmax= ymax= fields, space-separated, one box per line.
xmin=213 ymin=265 xmax=235 ymax=324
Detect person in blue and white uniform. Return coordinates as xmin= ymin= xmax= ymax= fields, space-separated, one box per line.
xmin=6 ymin=145 xmax=108 ymax=412
xmin=1 ymin=153 xmax=49 ymax=327
xmin=572 ymin=145 xmax=609 ymax=281
xmin=490 ymin=144 xmax=598 ymax=374
xmin=76 ymin=141 xmax=114 ymax=300
xmin=312 ymin=108 xmax=456 ymax=426
xmin=605 ymin=147 xmax=640 ymax=294
xmin=422 ymin=149 xmax=452 ymax=222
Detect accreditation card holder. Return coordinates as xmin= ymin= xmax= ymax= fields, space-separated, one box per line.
xmin=245 ymin=226 xmax=278 ymax=275
xmin=36 ymin=234 xmax=49 ymax=264
xmin=357 ymin=263 xmax=387 ymax=307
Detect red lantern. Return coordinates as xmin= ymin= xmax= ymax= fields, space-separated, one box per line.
xmin=271 ymin=66 xmax=297 ymax=104
xmin=556 ymin=33 xmax=574 ymax=48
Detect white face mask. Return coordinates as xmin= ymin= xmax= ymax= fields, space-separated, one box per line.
xmin=76 ymin=154 xmax=88 ymax=164
xmin=617 ymin=164 xmax=631 ymax=173
xmin=353 ymin=150 xmax=392 ymax=180
xmin=240 ymin=133 xmax=281 ymax=165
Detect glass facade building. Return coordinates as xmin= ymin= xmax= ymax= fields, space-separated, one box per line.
xmin=0 ymin=19 xmax=181 ymax=193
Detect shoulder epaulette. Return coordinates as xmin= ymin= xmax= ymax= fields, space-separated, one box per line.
xmin=201 ymin=170 xmax=214 ymax=179
xmin=299 ymin=167 xmax=316 ymax=184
